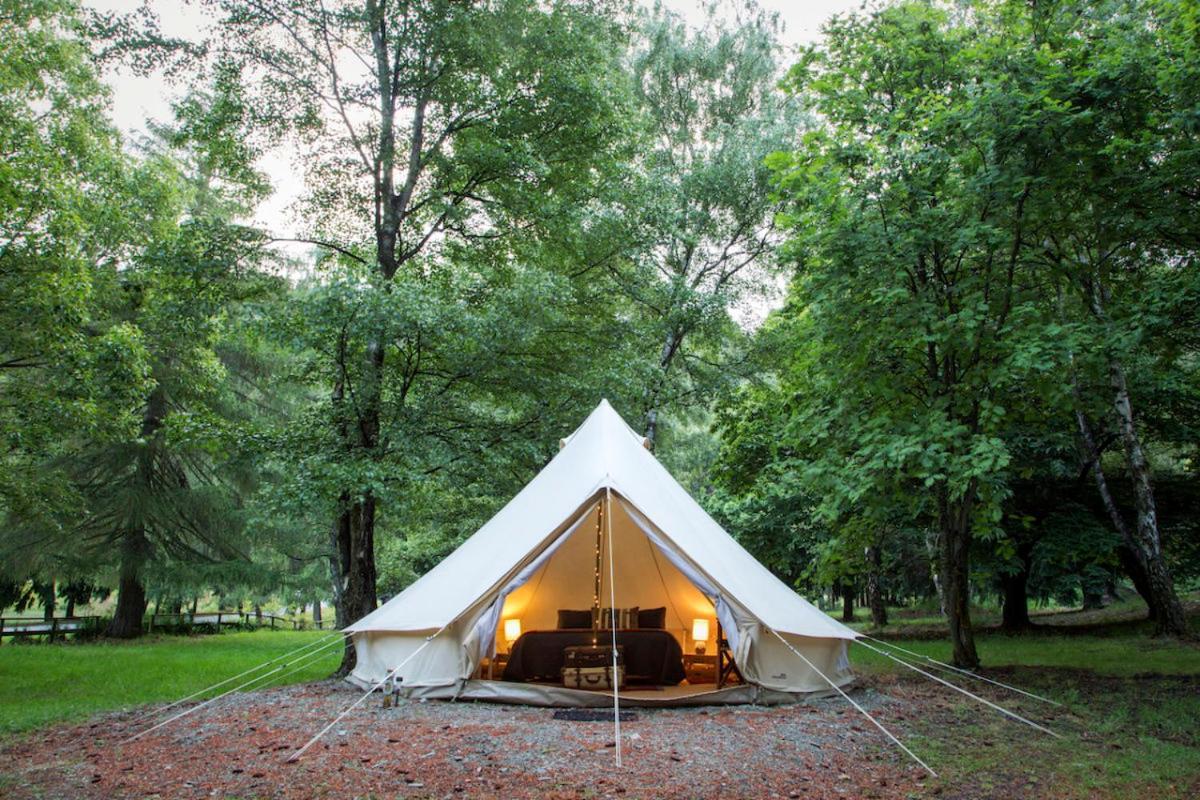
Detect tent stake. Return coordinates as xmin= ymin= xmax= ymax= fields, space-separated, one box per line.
xmin=286 ymin=628 xmax=446 ymax=763
xmin=852 ymin=640 xmax=1061 ymax=738
xmin=857 ymin=633 xmax=1062 ymax=707
xmin=768 ymin=629 xmax=937 ymax=778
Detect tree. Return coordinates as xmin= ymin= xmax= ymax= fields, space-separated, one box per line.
xmin=618 ymin=1 xmax=796 ymax=446
xmin=0 ymin=0 xmax=155 ymax=539
xmin=2 ymin=62 xmax=281 ymax=636
xmin=1022 ymin=0 xmax=1198 ymax=635
xmin=199 ymin=0 xmax=635 ymax=671
xmin=768 ymin=1 xmax=1067 ymax=667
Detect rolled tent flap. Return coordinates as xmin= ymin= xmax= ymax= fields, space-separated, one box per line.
xmin=464 ymin=502 xmax=598 ymax=663
xmin=615 ymin=497 xmax=748 ymax=655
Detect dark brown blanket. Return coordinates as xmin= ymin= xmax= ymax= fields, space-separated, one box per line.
xmin=501 ymin=630 xmax=685 ymax=686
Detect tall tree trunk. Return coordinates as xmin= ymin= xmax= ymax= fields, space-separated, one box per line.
xmin=866 ymin=544 xmax=887 ymax=628
xmin=1105 ymin=357 xmax=1188 ymax=635
xmin=65 ymin=595 xmax=76 ymax=618
xmin=939 ymin=487 xmax=979 ymax=667
xmin=1082 ymin=276 xmax=1188 ymax=636
xmin=312 ymin=598 xmax=323 ymax=626
xmin=40 ymin=581 xmax=55 ymax=621
xmin=190 ymin=596 xmax=198 ymax=615
xmin=841 ymin=582 xmax=855 ymax=622
xmin=924 ymin=528 xmax=946 ymax=616
xmin=1000 ymin=566 xmax=1031 ymax=632
xmin=643 ymin=328 xmax=683 ymax=449
xmin=106 ymin=388 xmax=165 ymax=639
xmin=1074 ymin=406 xmax=1160 ymax=618
xmin=107 ymin=530 xmax=149 ymax=638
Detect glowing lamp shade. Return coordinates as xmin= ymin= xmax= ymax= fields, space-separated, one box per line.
xmin=692 ymin=618 xmax=710 ymax=655
xmin=503 ymin=618 xmax=522 ymax=643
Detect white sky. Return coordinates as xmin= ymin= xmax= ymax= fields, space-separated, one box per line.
xmin=87 ymin=0 xmax=863 ymax=238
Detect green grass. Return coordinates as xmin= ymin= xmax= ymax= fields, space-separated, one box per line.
xmin=846 ymin=622 xmax=1200 ymax=799
xmin=850 ymin=630 xmax=1200 ymax=677
xmin=0 ymin=629 xmax=340 ymax=736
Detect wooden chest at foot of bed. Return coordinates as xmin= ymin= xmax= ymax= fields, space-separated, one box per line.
xmin=562 ymin=644 xmax=624 ymax=668
xmin=562 ymin=664 xmax=626 ymax=690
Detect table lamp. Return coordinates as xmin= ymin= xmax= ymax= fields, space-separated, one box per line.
xmin=503 ymin=618 xmax=521 ymax=652
xmin=692 ymin=618 xmax=709 ymax=655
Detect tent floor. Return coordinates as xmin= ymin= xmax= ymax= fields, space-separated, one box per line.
xmin=392 ymin=679 xmax=832 ymax=707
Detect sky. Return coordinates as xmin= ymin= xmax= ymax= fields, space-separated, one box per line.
xmin=87 ymin=0 xmax=865 ymax=238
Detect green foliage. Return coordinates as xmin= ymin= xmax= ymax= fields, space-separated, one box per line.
xmin=0 ymin=0 xmax=155 ymax=530
xmin=611 ymin=1 xmax=799 ymax=440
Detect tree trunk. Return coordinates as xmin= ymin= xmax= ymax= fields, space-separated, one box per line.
xmin=924 ymin=528 xmax=946 ymax=616
xmin=1106 ymin=357 xmax=1188 ymax=635
xmin=312 ymin=599 xmax=322 ymax=626
xmin=939 ymin=488 xmax=979 ymax=668
xmin=1001 ymin=537 xmax=1034 ymax=632
xmin=1000 ymin=567 xmax=1031 ymax=631
xmin=65 ymin=595 xmax=76 ymax=618
xmin=336 ymin=495 xmax=379 ymax=674
xmin=841 ymin=582 xmax=855 ymax=622
xmin=1083 ymin=276 xmax=1188 ymax=636
xmin=40 ymin=581 xmax=55 ymax=621
xmin=1075 ymin=406 xmax=1159 ymax=619
xmin=866 ymin=545 xmax=887 ymax=628
xmin=190 ymin=596 xmax=199 ymax=615
xmin=107 ymin=531 xmax=149 ymax=638
xmin=643 ymin=329 xmax=683 ymax=449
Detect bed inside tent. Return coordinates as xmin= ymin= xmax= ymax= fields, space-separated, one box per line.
xmin=484 ymin=492 xmax=741 ymax=703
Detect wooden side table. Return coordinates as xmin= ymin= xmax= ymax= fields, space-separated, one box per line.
xmin=484 ymin=653 xmax=510 ymax=680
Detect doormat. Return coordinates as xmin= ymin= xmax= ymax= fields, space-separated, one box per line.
xmin=552 ymin=710 xmax=638 ymax=722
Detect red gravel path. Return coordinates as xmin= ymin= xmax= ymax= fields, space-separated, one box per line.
xmin=0 ymin=680 xmax=929 ymax=799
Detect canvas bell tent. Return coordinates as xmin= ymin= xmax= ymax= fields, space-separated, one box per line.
xmin=344 ymin=400 xmax=860 ymax=706
xmin=131 ymin=400 xmax=1058 ymax=776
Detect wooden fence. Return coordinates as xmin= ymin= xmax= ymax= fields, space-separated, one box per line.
xmin=0 ymin=611 xmax=331 ymax=641
xmin=0 ymin=615 xmax=103 ymax=642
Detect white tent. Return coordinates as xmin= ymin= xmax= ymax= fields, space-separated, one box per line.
xmin=345 ymin=400 xmax=859 ymax=706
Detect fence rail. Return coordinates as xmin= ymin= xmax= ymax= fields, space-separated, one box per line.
xmin=0 ymin=612 xmax=333 ymax=641
xmin=0 ymin=615 xmax=103 ymax=641
xmin=148 ymin=611 xmax=298 ymax=631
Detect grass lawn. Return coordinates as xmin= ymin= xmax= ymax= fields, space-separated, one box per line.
xmin=0 ymin=629 xmax=339 ymax=736
xmin=847 ymin=614 xmax=1200 ymax=799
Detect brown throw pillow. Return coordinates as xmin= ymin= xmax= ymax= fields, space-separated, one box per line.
xmin=638 ymin=606 xmax=667 ymax=629
xmin=557 ymin=609 xmax=593 ymax=629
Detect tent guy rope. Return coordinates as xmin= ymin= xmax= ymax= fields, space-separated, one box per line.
xmin=122 ymin=634 xmax=348 ymax=743
xmin=133 ymin=631 xmax=343 ymax=724
xmin=852 ymin=640 xmax=1061 ymax=738
xmin=857 ymin=633 xmax=1062 ymax=707
xmin=768 ymin=628 xmax=937 ymax=778
xmin=286 ymin=626 xmax=447 ymax=763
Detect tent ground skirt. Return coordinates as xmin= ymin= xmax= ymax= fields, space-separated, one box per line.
xmin=346 ymin=678 xmax=850 ymax=707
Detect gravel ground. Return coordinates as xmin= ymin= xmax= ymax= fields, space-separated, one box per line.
xmin=1 ymin=680 xmax=929 ymax=799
